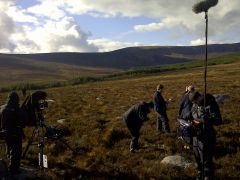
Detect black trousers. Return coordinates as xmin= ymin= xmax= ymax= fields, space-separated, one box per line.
xmin=5 ymin=134 xmax=22 ymax=174
xmin=193 ymin=133 xmax=216 ymax=179
xmin=124 ymin=119 xmax=142 ymax=150
xmin=156 ymin=113 xmax=170 ymax=133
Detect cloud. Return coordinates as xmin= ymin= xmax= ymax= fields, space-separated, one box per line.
xmin=134 ymin=18 xmax=184 ymax=32
xmin=62 ymin=0 xmax=192 ymax=18
xmin=60 ymin=0 xmax=240 ymax=44
xmin=26 ymin=0 xmax=66 ymax=20
xmin=131 ymin=0 xmax=240 ymax=43
xmin=0 ymin=1 xmax=16 ymax=52
xmin=0 ymin=1 xmax=98 ymax=53
xmin=1 ymin=0 xmax=240 ymax=53
xmin=88 ymin=38 xmax=143 ymax=52
xmin=190 ymin=38 xmax=217 ymax=46
xmin=7 ymin=5 xmax=39 ymax=24
xmin=11 ymin=17 xmax=98 ymax=53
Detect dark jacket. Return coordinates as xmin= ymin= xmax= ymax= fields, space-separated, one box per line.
xmin=123 ymin=101 xmax=151 ymax=126
xmin=0 ymin=93 xmax=25 ymax=135
xmin=179 ymin=92 xmax=193 ymax=120
xmin=153 ymin=91 xmax=166 ymax=114
xmin=191 ymin=94 xmax=222 ymax=137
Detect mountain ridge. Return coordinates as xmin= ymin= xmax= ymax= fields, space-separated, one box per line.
xmin=1 ymin=42 xmax=240 ymax=69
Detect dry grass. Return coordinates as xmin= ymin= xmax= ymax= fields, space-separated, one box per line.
xmin=0 ymin=57 xmax=119 ymax=87
xmin=0 ymin=61 xmax=239 ymax=179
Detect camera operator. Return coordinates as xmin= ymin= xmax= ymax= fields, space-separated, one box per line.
xmin=0 ymin=91 xmax=26 ymax=175
xmin=189 ymin=91 xmax=222 ymax=180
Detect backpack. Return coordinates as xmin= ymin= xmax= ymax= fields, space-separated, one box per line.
xmin=206 ymin=94 xmax=223 ymax=126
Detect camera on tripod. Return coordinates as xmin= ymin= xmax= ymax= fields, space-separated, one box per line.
xmin=38 ymin=99 xmax=48 ymax=110
xmin=21 ymin=91 xmax=48 ymax=126
xmin=21 ymin=90 xmax=77 ymax=170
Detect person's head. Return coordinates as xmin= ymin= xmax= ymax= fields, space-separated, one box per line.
xmin=157 ymin=84 xmax=164 ymax=92
xmin=189 ymin=91 xmax=203 ymax=106
xmin=7 ymin=91 xmax=19 ymax=105
xmin=185 ymin=85 xmax=195 ymax=93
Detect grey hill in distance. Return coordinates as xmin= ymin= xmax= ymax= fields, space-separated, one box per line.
xmin=0 ymin=42 xmax=240 ymax=86
xmin=1 ymin=42 xmax=240 ymax=69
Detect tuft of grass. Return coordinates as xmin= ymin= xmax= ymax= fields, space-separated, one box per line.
xmin=102 ymin=127 xmax=128 ymax=148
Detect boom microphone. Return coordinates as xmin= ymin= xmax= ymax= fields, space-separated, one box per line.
xmin=192 ymin=0 xmax=218 ymax=13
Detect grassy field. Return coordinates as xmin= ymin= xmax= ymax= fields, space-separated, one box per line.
xmin=0 ymin=53 xmax=119 ymax=87
xmin=0 ymin=59 xmax=239 ymax=179
xmin=1 ymin=53 xmax=239 ymax=93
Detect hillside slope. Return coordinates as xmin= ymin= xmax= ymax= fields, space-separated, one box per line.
xmin=0 ymin=60 xmax=239 ymax=179
xmin=2 ymin=42 xmax=240 ymax=69
xmin=1 ymin=43 xmax=240 ymax=87
xmin=0 ymin=54 xmax=118 ymax=86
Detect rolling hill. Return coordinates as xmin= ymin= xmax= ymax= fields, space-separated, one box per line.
xmin=2 ymin=42 xmax=240 ymax=69
xmin=0 ymin=42 xmax=240 ymax=87
xmin=0 ymin=54 xmax=118 ymax=87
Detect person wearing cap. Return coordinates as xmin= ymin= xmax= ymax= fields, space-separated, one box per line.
xmin=123 ymin=101 xmax=154 ymax=153
xmin=189 ymin=91 xmax=222 ymax=180
xmin=179 ymin=85 xmax=195 ymax=120
xmin=0 ymin=91 xmax=25 ymax=175
xmin=153 ymin=84 xmax=171 ymax=133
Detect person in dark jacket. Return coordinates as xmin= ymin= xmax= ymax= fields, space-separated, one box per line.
xmin=123 ymin=101 xmax=154 ymax=153
xmin=153 ymin=84 xmax=171 ymax=133
xmin=0 ymin=91 xmax=25 ymax=175
xmin=179 ymin=85 xmax=195 ymax=120
xmin=189 ymin=91 xmax=222 ymax=180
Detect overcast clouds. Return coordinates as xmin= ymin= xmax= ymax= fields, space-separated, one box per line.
xmin=0 ymin=0 xmax=239 ymax=53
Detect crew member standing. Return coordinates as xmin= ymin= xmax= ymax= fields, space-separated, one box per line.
xmin=189 ymin=91 xmax=222 ymax=180
xmin=153 ymin=84 xmax=171 ymax=133
xmin=0 ymin=91 xmax=25 ymax=175
xmin=179 ymin=85 xmax=195 ymax=120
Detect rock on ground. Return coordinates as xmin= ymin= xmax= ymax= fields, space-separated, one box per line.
xmin=161 ymin=155 xmax=192 ymax=168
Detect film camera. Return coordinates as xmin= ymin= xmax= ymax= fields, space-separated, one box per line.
xmin=38 ymin=99 xmax=48 ymax=110
xmin=21 ymin=91 xmax=75 ymax=170
xmin=21 ymin=91 xmax=48 ymax=126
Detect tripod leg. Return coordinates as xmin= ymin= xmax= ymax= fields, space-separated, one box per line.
xmin=38 ymin=137 xmax=45 ymax=170
xmin=22 ymin=128 xmax=37 ymax=158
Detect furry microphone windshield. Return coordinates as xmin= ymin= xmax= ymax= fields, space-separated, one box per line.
xmin=193 ymin=0 xmax=218 ymax=13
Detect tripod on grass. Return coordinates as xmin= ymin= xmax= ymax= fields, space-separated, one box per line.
xmin=22 ymin=110 xmax=48 ymax=170
xmin=22 ymin=110 xmax=77 ymax=171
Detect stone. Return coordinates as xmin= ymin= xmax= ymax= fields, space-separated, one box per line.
xmin=57 ymin=119 xmax=66 ymax=124
xmin=161 ymin=155 xmax=192 ymax=168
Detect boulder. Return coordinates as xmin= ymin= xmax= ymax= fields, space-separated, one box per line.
xmin=161 ymin=155 xmax=192 ymax=168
